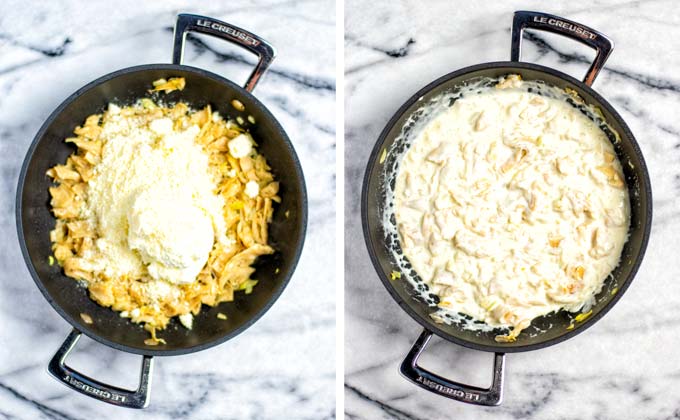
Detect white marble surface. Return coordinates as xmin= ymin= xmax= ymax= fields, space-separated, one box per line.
xmin=345 ymin=1 xmax=680 ymax=418
xmin=0 ymin=0 xmax=335 ymax=419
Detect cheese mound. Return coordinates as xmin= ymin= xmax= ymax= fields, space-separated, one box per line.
xmin=127 ymin=186 xmax=215 ymax=284
xmin=83 ymin=114 xmax=226 ymax=285
xmin=394 ymin=77 xmax=630 ymax=340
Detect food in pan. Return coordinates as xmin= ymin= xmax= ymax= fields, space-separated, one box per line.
xmin=47 ymin=78 xmax=280 ymax=344
xmin=394 ymin=75 xmax=630 ymax=342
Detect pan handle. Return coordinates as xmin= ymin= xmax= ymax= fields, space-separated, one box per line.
xmin=47 ymin=329 xmax=153 ymax=409
xmin=510 ymin=10 xmax=613 ymax=86
xmin=172 ymin=13 xmax=276 ymax=92
xmin=399 ymin=329 xmax=505 ymax=406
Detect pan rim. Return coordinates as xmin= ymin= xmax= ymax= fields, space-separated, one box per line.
xmin=16 ymin=63 xmax=308 ymax=356
xmin=361 ymin=60 xmax=652 ymax=353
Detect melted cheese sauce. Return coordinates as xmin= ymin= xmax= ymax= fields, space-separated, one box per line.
xmin=394 ymin=77 xmax=630 ymax=340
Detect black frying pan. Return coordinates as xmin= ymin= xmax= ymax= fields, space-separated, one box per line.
xmin=16 ymin=14 xmax=307 ymax=408
xmin=362 ymin=11 xmax=651 ymax=406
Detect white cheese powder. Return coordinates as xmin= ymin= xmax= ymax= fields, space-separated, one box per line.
xmin=83 ymin=111 xmax=228 ymax=285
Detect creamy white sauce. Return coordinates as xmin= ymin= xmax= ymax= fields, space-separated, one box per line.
xmin=392 ymin=76 xmax=630 ymax=340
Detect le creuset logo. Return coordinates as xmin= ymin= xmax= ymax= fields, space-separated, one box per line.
xmin=196 ymin=19 xmax=261 ymax=47
xmin=533 ymin=16 xmax=597 ymax=40
xmin=64 ymin=375 xmax=127 ymax=403
xmin=416 ymin=376 xmax=481 ymax=401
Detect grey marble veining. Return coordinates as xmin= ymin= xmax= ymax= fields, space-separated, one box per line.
xmin=345 ymin=1 xmax=680 ymax=418
xmin=0 ymin=0 xmax=335 ymax=419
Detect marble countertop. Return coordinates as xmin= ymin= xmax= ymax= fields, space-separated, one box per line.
xmin=0 ymin=0 xmax=335 ymax=419
xmin=345 ymin=0 xmax=680 ymax=418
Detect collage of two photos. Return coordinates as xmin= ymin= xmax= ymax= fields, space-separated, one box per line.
xmin=2 ymin=0 xmax=335 ymax=418
xmin=1 ymin=0 xmax=679 ymax=419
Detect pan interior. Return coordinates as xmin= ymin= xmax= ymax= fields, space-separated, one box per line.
xmin=18 ymin=65 xmax=306 ymax=355
xmin=364 ymin=62 xmax=651 ymax=352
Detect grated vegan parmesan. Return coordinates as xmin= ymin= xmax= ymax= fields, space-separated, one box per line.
xmin=83 ymin=109 xmax=228 ymax=285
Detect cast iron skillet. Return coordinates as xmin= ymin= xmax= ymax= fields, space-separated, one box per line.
xmin=16 ymin=14 xmax=307 ymax=408
xmin=362 ymin=11 xmax=651 ymax=406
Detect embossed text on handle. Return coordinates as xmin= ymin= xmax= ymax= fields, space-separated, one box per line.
xmin=195 ymin=19 xmax=261 ymax=46
xmin=532 ymin=16 xmax=597 ymax=40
